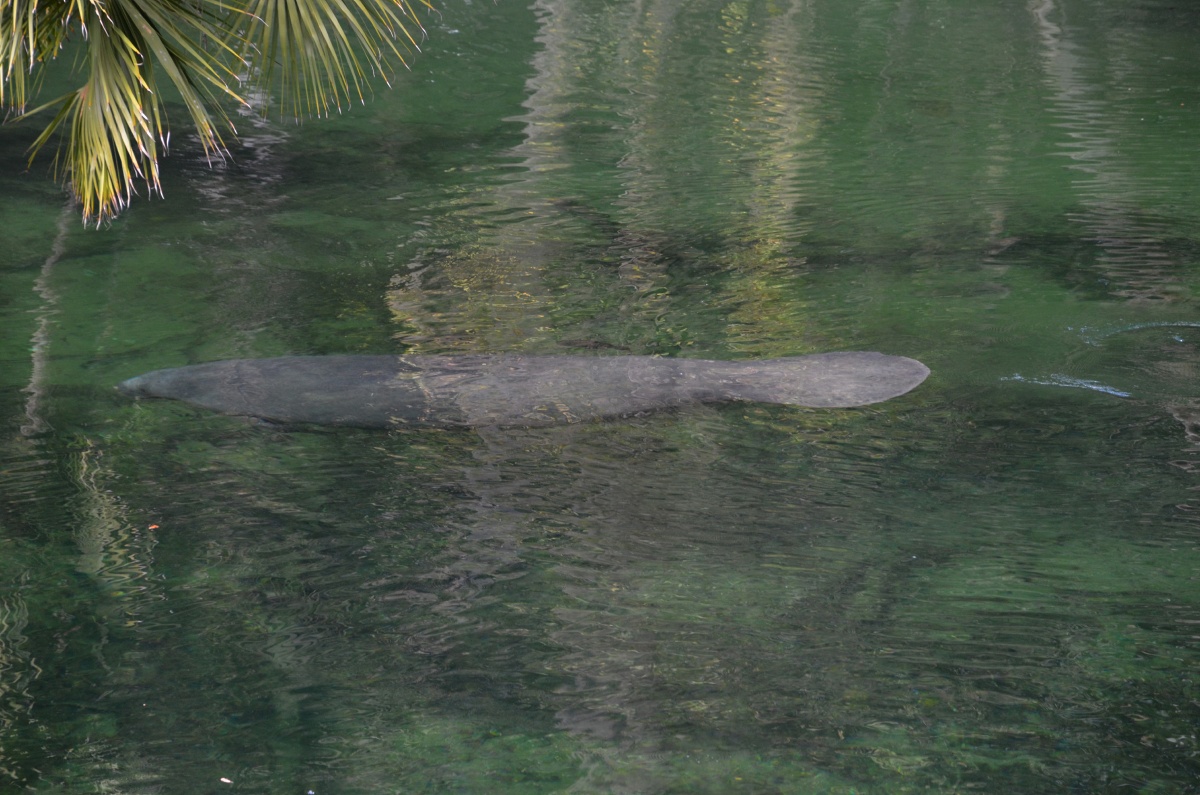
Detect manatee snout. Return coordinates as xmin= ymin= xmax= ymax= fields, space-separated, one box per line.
xmin=117 ymin=369 xmax=190 ymax=400
xmin=116 ymin=374 xmax=150 ymax=398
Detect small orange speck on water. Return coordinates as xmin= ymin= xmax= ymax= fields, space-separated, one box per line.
xmin=148 ymin=524 xmax=159 ymax=530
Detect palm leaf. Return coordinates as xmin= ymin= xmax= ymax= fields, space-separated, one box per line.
xmin=236 ymin=0 xmax=430 ymax=118
xmin=25 ymin=4 xmax=162 ymax=223
xmin=3 ymin=0 xmax=435 ymax=223
xmin=1 ymin=0 xmax=80 ymax=111
xmin=13 ymin=0 xmax=248 ymax=222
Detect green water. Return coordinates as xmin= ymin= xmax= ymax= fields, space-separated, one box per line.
xmin=2 ymin=0 xmax=1200 ymax=792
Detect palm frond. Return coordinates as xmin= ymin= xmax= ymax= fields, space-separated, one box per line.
xmin=24 ymin=5 xmax=162 ymax=224
xmin=14 ymin=0 xmax=250 ymax=223
xmin=106 ymin=0 xmax=247 ymax=156
xmin=3 ymin=0 xmax=437 ymax=223
xmin=1 ymin=0 xmax=80 ymax=112
xmin=236 ymin=0 xmax=431 ymax=118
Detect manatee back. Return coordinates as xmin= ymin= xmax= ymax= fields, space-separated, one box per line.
xmin=442 ymin=355 xmax=697 ymax=426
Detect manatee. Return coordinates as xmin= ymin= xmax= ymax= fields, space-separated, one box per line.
xmin=117 ymin=353 xmax=929 ymax=429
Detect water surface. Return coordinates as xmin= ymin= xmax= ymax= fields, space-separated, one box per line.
xmin=2 ymin=0 xmax=1199 ymax=792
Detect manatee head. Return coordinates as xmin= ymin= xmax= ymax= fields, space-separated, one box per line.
xmin=117 ymin=361 xmax=264 ymax=416
xmin=116 ymin=357 xmax=415 ymax=426
xmin=115 ymin=372 xmax=166 ymax=398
